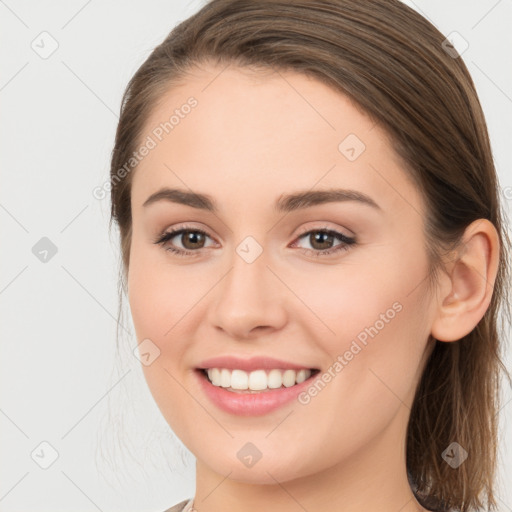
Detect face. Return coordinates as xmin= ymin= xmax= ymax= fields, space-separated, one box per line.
xmin=127 ymin=63 xmax=437 ymax=485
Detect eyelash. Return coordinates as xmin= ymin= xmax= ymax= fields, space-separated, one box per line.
xmin=152 ymin=224 xmax=356 ymax=258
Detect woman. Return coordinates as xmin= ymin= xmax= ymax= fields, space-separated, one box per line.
xmin=109 ymin=0 xmax=511 ymax=510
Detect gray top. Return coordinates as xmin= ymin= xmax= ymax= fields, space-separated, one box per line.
xmin=162 ymin=498 xmax=194 ymax=512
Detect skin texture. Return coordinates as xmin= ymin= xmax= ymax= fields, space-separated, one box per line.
xmin=126 ymin=63 xmax=499 ymax=512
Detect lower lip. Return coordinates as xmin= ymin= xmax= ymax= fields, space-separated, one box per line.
xmin=195 ymin=369 xmax=317 ymax=416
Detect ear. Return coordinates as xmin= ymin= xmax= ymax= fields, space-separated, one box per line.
xmin=430 ymin=219 xmax=500 ymax=342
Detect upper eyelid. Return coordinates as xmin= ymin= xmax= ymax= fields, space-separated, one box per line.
xmin=294 ymin=223 xmax=354 ymax=238
xmin=164 ymin=221 xmax=354 ymax=238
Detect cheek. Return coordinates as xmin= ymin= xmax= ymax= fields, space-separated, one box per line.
xmin=126 ymin=244 xmax=200 ymax=428
xmin=127 ymin=241 xmax=201 ymax=342
xmin=304 ymin=245 xmax=432 ymax=413
xmin=295 ymin=244 xmax=428 ymax=345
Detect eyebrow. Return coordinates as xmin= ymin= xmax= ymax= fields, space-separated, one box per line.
xmin=142 ymin=187 xmax=381 ymax=212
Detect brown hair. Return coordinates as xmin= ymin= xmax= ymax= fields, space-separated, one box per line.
xmin=109 ymin=1 xmax=511 ymax=510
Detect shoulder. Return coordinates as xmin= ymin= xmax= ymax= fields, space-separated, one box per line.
xmin=160 ymin=498 xmax=193 ymax=512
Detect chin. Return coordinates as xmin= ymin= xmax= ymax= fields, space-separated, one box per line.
xmin=205 ymin=453 xmax=311 ymax=485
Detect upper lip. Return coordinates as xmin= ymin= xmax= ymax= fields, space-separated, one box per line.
xmin=197 ymin=355 xmax=319 ymax=372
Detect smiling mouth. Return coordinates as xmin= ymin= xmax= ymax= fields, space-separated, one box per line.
xmin=198 ymin=367 xmax=320 ymax=393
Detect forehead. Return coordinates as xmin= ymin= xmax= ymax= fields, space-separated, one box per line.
xmin=130 ymin=64 xmax=421 ymax=217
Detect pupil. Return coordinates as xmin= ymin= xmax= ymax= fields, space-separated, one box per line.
xmin=183 ymin=231 xmax=204 ymax=249
xmin=312 ymin=232 xmax=333 ymax=250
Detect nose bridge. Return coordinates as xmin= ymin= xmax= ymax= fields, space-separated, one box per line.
xmin=209 ymin=234 xmax=286 ymax=337
xmin=222 ymin=237 xmax=272 ymax=305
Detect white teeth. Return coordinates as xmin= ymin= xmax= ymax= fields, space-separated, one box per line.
xmin=267 ymin=369 xmax=283 ymax=389
xmin=220 ymin=368 xmax=231 ymax=387
xmin=248 ymin=369 xmax=267 ymax=391
xmin=282 ymin=369 xmax=296 ymax=387
xmin=206 ymin=368 xmax=313 ymax=391
xmin=209 ymin=368 xmax=220 ymax=385
xmin=231 ymin=369 xmax=248 ymax=390
xmin=296 ymin=369 xmax=307 ymax=383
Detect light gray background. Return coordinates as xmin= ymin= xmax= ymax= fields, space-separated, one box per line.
xmin=1 ymin=1 xmax=511 ymax=511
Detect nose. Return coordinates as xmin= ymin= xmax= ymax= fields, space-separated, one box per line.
xmin=207 ymin=246 xmax=288 ymax=340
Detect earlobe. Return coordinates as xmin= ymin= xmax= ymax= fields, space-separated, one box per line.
xmin=430 ymin=219 xmax=500 ymax=343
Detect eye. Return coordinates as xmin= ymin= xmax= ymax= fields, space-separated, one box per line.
xmin=291 ymin=228 xmax=356 ymax=257
xmin=152 ymin=225 xmax=216 ymax=257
